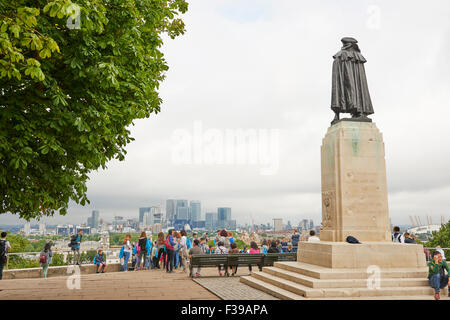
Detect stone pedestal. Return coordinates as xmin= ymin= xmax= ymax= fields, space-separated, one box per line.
xmin=297 ymin=241 xmax=427 ymax=269
xmin=320 ymin=121 xmax=391 ymax=242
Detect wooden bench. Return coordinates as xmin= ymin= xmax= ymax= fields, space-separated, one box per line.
xmin=189 ymin=253 xmax=296 ymax=277
xmin=263 ymin=252 xmax=296 ymax=266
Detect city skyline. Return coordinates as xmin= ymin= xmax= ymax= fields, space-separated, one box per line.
xmin=2 ymin=1 xmax=450 ymax=228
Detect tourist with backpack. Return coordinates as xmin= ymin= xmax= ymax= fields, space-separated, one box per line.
xmin=156 ymin=232 xmax=165 ymax=269
xmin=391 ymin=226 xmax=404 ymax=243
xmin=119 ymin=234 xmax=132 ymax=272
xmin=0 ymin=232 xmax=12 ymax=280
xmin=39 ymin=242 xmax=53 ymax=278
xmin=165 ymin=229 xmax=176 ymax=273
xmin=71 ymin=230 xmax=83 ymax=265
xmin=135 ymin=232 xmax=151 ymax=271
xmin=291 ymin=229 xmax=300 ymax=252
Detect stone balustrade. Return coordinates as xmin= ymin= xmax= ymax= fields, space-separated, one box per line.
xmin=2 ymin=263 xmax=122 ymax=280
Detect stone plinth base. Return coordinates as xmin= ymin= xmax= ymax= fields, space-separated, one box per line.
xmin=297 ymin=242 xmax=427 ymax=269
xmin=320 ymin=121 xmax=391 ymax=242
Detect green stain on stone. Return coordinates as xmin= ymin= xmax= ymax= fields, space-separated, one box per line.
xmin=350 ymin=126 xmax=360 ymax=155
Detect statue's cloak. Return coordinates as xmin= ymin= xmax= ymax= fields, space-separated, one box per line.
xmin=331 ymin=49 xmax=374 ymax=115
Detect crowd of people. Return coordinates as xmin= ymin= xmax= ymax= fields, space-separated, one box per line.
xmin=1 ymin=228 xmax=449 ymax=300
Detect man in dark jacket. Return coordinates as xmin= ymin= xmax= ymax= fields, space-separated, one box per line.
xmin=291 ymin=230 xmax=300 ymax=253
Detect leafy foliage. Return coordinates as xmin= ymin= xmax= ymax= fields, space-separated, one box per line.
xmin=0 ymin=0 xmax=188 ymax=220
xmin=425 ymin=220 xmax=450 ymax=258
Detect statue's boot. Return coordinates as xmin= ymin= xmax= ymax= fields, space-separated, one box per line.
xmin=331 ymin=112 xmax=340 ymax=125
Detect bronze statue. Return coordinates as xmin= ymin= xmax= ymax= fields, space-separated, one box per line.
xmin=331 ymin=37 xmax=374 ymax=124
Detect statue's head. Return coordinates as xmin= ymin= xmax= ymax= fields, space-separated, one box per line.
xmin=341 ymin=37 xmax=360 ymax=52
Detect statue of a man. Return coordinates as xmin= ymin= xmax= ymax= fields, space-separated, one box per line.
xmin=331 ymin=37 xmax=374 ymax=124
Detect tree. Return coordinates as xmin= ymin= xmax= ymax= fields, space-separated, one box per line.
xmin=0 ymin=0 xmax=188 ymax=220
xmin=425 ymin=220 xmax=450 ymax=258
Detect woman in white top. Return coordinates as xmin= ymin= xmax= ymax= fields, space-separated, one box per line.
xmin=179 ymin=230 xmax=189 ymax=273
xmin=122 ymin=234 xmax=132 ymax=272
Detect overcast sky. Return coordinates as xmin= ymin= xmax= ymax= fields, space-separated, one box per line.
xmin=2 ymin=0 xmax=450 ymax=227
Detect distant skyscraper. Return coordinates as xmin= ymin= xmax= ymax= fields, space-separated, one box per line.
xmin=273 ymin=218 xmax=283 ymax=231
xmin=90 ymin=210 xmax=99 ymax=228
xmin=205 ymin=212 xmax=218 ymax=230
xmin=24 ymin=222 xmax=31 ymax=235
xmin=217 ymin=208 xmax=231 ymax=221
xmin=166 ymin=200 xmax=176 ymax=223
xmin=309 ymin=219 xmax=314 ymax=230
xmin=144 ymin=206 xmax=162 ymax=226
xmin=299 ymin=219 xmax=310 ymax=231
xmin=176 ymin=200 xmax=188 ymax=220
xmin=190 ymin=201 xmax=201 ymax=222
xmin=177 ymin=207 xmax=190 ymax=220
xmin=139 ymin=207 xmax=151 ymax=224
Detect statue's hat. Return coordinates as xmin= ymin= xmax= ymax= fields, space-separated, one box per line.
xmin=341 ymin=37 xmax=358 ymax=44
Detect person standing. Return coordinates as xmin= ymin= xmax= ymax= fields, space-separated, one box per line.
xmin=135 ymin=232 xmax=150 ymax=271
xmin=156 ymin=232 xmax=165 ymax=269
xmin=179 ymin=230 xmax=189 ymax=273
xmin=72 ymin=230 xmax=83 ymax=265
xmin=291 ymin=230 xmax=300 ymax=253
xmin=0 ymin=232 xmax=12 ymax=280
xmin=165 ymin=229 xmax=176 ymax=273
xmin=39 ymin=242 xmax=53 ymax=278
xmin=280 ymin=237 xmax=289 ymax=253
xmin=151 ymin=241 xmax=158 ymax=269
xmin=119 ymin=234 xmax=132 ymax=272
xmin=428 ymin=251 xmax=450 ymax=300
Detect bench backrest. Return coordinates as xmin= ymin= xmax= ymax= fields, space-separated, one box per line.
xmin=190 ymin=253 xmax=296 ymax=267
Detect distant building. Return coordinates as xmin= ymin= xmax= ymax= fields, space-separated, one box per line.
xmin=176 ymin=207 xmax=190 ymax=220
xmin=299 ymin=219 xmax=313 ymax=232
xmin=76 ymin=226 xmax=91 ymax=235
xmin=190 ymin=201 xmax=201 ymax=222
xmin=56 ymin=225 xmax=75 ymax=236
xmin=139 ymin=207 xmax=151 ymax=224
xmin=166 ymin=200 xmax=177 ymax=224
xmin=88 ymin=210 xmax=100 ymax=228
xmin=217 ymin=208 xmax=231 ymax=221
xmin=205 ymin=212 xmax=218 ymax=230
xmin=144 ymin=206 xmax=162 ymax=226
xmin=273 ymin=218 xmax=283 ymax=232
xmin=23 ymin=222 xmax=31 ymax=236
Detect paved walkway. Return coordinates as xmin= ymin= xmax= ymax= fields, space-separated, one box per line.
xmin=193 ymin=277 xmax=278 ymax=300
xmin=0 ymin=267 xmax=221 ymax=300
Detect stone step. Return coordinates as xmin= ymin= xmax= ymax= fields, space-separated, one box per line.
xmin=274 ymin=261 xmax=428 ymax=280
xmin=240 ymin=276 xmax=305 ymax=300
xmin=250 ymin=271 xmax=435 ymax=298
xmin=263 ymin=266 xmax=429 ymax=289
